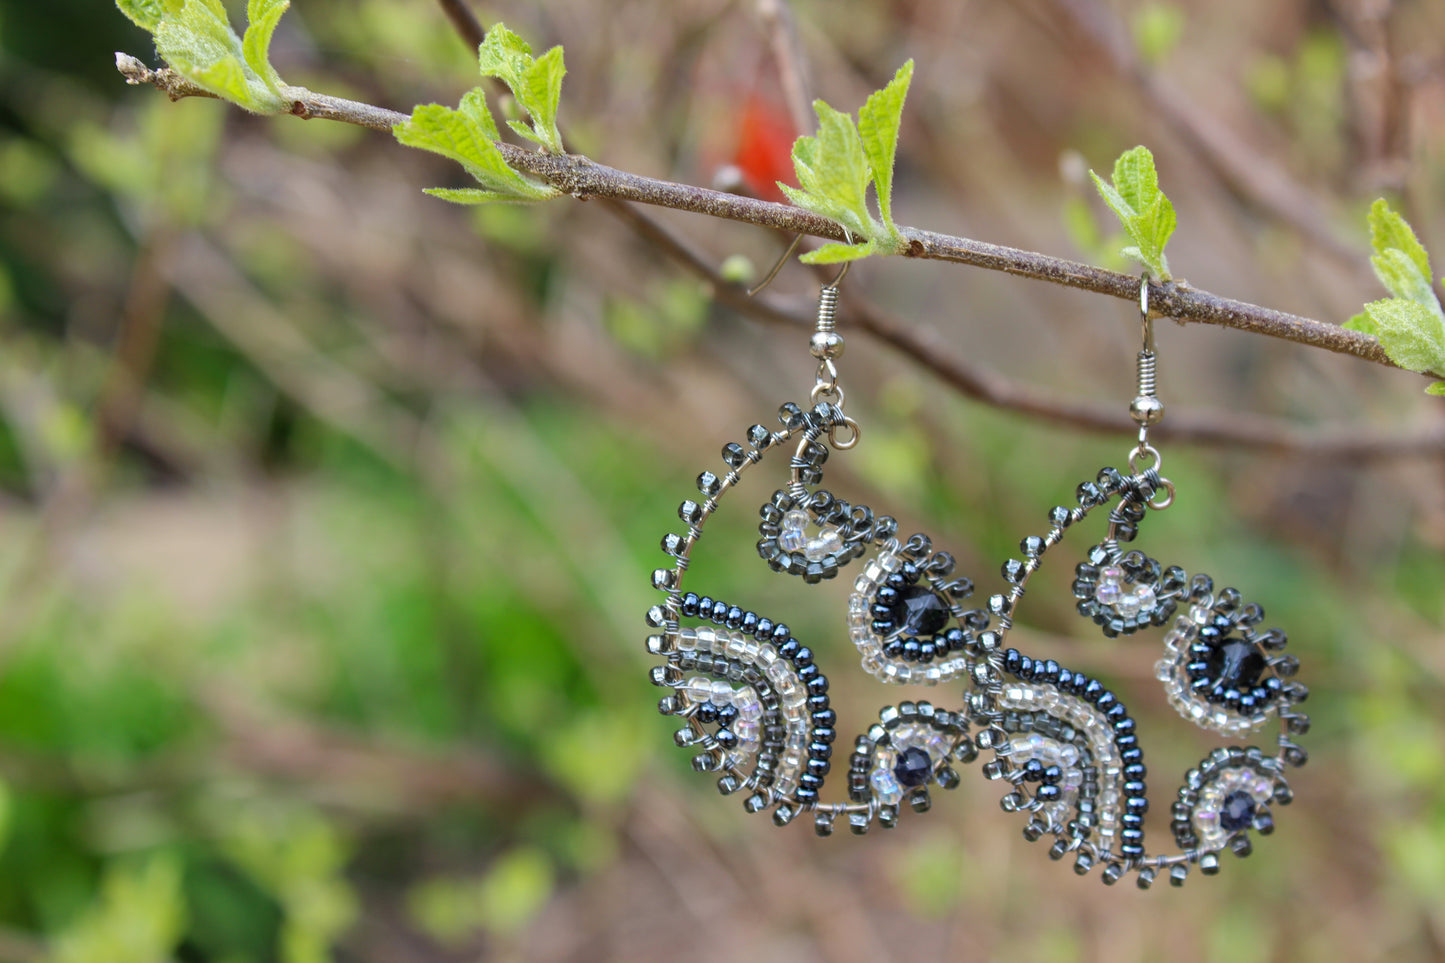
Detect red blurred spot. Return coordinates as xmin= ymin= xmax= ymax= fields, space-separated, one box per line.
xmin=733 ymin=96 xmax=796 ymax=203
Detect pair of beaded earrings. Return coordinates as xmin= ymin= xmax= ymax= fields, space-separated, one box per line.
xmin=644 ymin=271 xmax=1309 ymax=889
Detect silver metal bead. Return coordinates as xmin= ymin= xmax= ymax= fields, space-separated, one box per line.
xmin=1130 ymin=395 xmax=1165 ymax=426
xmin=809 ymin=331 xmax=845 ymax=359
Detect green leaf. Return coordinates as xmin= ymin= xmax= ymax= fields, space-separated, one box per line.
xmin=1372 ymin=247 xmax=1438 ymax=307
xmin=476 ymin=23 xmax=565 ymax=153
xmin=1344 ymin=310 xmax=1378 ymax=336
xmin=1112 ymin=144 xmax=1159 ymax=214
xmin=148 ymin=0 xmax=289 ymax=112
xmin=782 ymin=101 xmax=877 ymax=242
xmin=522 ymin=46 xmax=566 ymax=152
xmin=1426 ymin=381 xmax=1445 ymax=396
xmin=1369 ymin=198 xmax=1430 ymax=287
xmin=395 ymin=96 xmax=558 ymax=202
xmin=424 ymin=187 xmax=520 ymax=205
xmin=1090 ymin=145 xmax=1175 ymax=279
xmin=116 ymin=0 xmax=184 ymax=31
xmin=857 ymin=59 xmax=913 ymax=237
xmin=1362 ymin=298 xmax=1445 ymax=375
xmin=800 ymin=239 xmax=878 ymax=264
xmin=242 ymin=0 xmax=288 ymax=93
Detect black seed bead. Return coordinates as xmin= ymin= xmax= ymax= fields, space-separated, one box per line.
xmin=681 ymin=593 xmax=700 ymax=617
xmin=1083 ymin=679 xmax=1104 ymax=702
xmin=805 ymin=757 xmax=830 ymax=777
xmin=709 ymin=600 xmax=728 ymax=623
xmin=1096 ymin=691 xmax=1117 ymax=712
xmin=696 ymin=703 xmax=719 ymax=724
xmin=1126 ymin=796 xmax=1149 ymax=815
xmin=813 ymin=708 xmax=837 ymax=727
xmin=807 ymin=674 xmax=830 ymax=694
xmin=1035 ymin=784 xmax=1061 ymax=802
xmin=717 ymin=705 xmax=738 ymax=726
xmin=771 ymin=624 xmax=791 ymax=642
xmin=796 ymin=663 xmax=819 ymax=683
xmin=1003 ymin=649 xmax=1022 ymax=674
xmin=778 ymin=638 xmax=801 ymax=660
xmin=740 ymin=611 xmax=759 ymax=635
xmin=1056 ymin=668 xmax=1075 ymax=692
xmin=902 ymin=638 xmax=921 ymax=661
xmin=754 ymin=617 xmax=774 ymax=640
xmin=715 ymin=728 xmax=738 ymax=749
xmin=1115 ymin=734 xmax=1138 ymax=753
xmin=1124 ymin=763 xmax=1147 ymax=781
xmin=799 ymin=773 xmax=823 ymax=791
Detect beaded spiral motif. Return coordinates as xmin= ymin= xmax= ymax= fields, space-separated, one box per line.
xmin=645 ymin=402 xmax=1309 ymax=888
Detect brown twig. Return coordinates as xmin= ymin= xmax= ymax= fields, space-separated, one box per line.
xmin=435 ymin=0 xmax=486 ymax=51
xmin=605 ymin=198 xmax=1445 ymax=458
xmin=114 ymin=50 xmax=1399 ymax=371
xmin=755 ymin=0 xmax=814 ymax=138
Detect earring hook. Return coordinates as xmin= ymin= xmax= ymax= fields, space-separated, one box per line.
xmin=748 ymin=233 xmax=803 ymax=297
xmin=747 ymin=229 xmax=856 ymax=297
xmin=1139 ymin=273 xmax=1155 ymax=354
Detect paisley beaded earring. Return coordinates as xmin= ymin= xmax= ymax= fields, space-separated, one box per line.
xmin=644 ymin=273 xmax=1308 ymax=888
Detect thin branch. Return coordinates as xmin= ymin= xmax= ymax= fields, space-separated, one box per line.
xmin=436 ymin=0 xmax=486 ymax=51
xmin=113 ymin=53 xmax=1408 ymax=374
xmin=756 ymin=0 xmax=813 ymax=138
xmin=605 ymin=199 xmax=1445 ymax=459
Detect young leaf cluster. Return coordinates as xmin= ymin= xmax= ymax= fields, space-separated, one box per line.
xmin=1090 ymin=146 xmax=1176 ymax=280
xmin=116 ymin=0 xmax=292 ymax=113
xmin=476 ymin=25 xmax=566 ymax=155
xmin=1345 ymin=200 xmax=1445 ymax=395
xmin=780 ymin=61 xmax=914 ymax=265
xmin=394 ymin=24 xmax=566 ymax=205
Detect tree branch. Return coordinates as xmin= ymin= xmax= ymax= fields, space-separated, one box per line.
xmin=113 ymin=52 xmax=1413 ymax=385
xmin=604 ymin=199 xmax=1445 ymax=459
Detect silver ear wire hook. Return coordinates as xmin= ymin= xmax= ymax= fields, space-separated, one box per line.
xmin=1128 ymin=274 xmax=1173 ymax=508
xmin=809 ymin=232 xmax=859 ymax=449
xmin=748 ymin=234 xmax=804 ymax=297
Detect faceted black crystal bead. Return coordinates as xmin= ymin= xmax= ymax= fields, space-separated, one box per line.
xmin=1200 ymin=635 xmax=1268 ymax=696
xmin=1220 ymin=790 xmax=1256 ymax=833
xmin=893 ymin=746 xmax=933 ymax=788
xmin=889 ymin=584 xmax=950 ymax=637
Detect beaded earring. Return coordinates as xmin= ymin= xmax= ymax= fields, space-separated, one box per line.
xmin=644 ymin=274 xmax=1308 ymax=888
